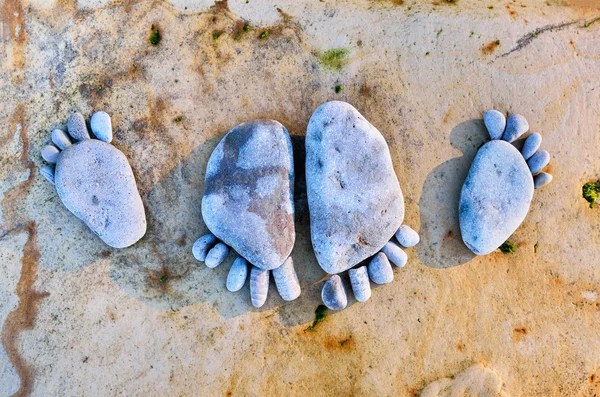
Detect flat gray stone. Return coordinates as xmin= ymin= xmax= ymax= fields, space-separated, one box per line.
xmin=322 ymin=275 xmax=347 ymax=310
xmin=306 ymin=101 xmax=404 ymax=274
xmin=202 ymin=120 xmax=295 ymax=271
xmin=55 ymin=139 xmax=147 ymax=248
xmin=502 ymin=114 xmax=529 ymax=143
xmin=90 ymin=111 xmax=113 ymax=143
xmin=483 ymin=110 xmax=506 ymax=140
xmin=67 ymin=112 xmax=90 ymax=141
xmin=521 ymin=132 xmax=542 ymax=160
xmin=459 ymin=140 xmax=534 ymax=255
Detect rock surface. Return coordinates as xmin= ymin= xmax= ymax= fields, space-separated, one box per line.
xmin=306 ymin=101 xmax=404 ymax=274
xmin=55 ymin=140 xmax=147 ymax=248
xmin=483 ymin=110 xmax=506 ymax=140
xmin=459 ymin=140 xmax=534 ymax=255
xmin=202 ymin=120 xmax=295 ymax=271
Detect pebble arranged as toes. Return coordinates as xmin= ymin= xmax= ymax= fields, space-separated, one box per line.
xmin=322 ymin=275 xmax=347 ymax=310
xmin=521 ymin=132 xmax=542 ymax=160
xmin=483 ymin=110 xmax=506 ymax=140
xmin=367 ymin=252 xmax=394 ymax=285
xmin=395 ymin=225 xmax=420 ymax=248
xmin=192 ymin=234 xmax=217 ymax=261
xmin=349 ymin=266 xmax=371 ymax=302
xmin=502 ymin=114 xmax=529 ymax=143
xmin=67 ymin=112 xmax=90 ymax=141
xmin=381 ymin=241 xmax=408 ymax=267
xmin=527 ymin=150 xmax=550 ymax=175
xmin=51 ymin=129 xmax=71 ymax=150
xmin=205 ymin=242 xmax=229 ymax=268
xmin=40 ymin=165 xmax=55 ymax=184
xmin=227 ymin=257 xmax=248 ymax=292
xmin=41 ymin=145 xmax=60 ymax=163
xmin=534 ymin=172 xmax=553 ymax=189
xmin=250 ymin=267 xmax=269 ymax=308
xmin=91 ymin=111 xmax=113 ymax=143
xmin=272 ymin=257 xmax=301 ymax=302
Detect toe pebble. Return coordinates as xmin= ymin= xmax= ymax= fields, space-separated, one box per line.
xmin=483 ymin=110 xmax=506 ymax=140
xmin=40 ymin=165 xmax=55 ymax=184
xmin=322 ymin=275 xmax=347 ymax=310
xmin=205 ymin=242 xmax=229 ymax=268
xmin=67 ymin=112 xmax=90 ymax=141
xmin=381 ymin=241 xmax=408 ymax=267
xmin=51 ymin=129 xmax=71 ymax=150
xmin=521 ymin=132 xmax=542 ymax=160
xmin=368 ymin=252 xmax=394 ymax=285
xmin=272 ymin=257 xmax=301 ymax=301
xmin=250 ymin=266 xmax=269 ymax=308
xmin=41 ymin=145 xmax=60 ymax=163
xmin=527 ymin=150 xmax=550 ymax=175
xmin=192 ymin=233 xmax=217 ymax=261
xmin=395 ymin=225 xmax=420 ymax=248
xmin=91 ymin=111 xmax=113 ymax=143
xmin=502 ymin=114 xmax=529 ymax=143
xmin=349 ymin=266 xmax=371 ymax=302
xmin=534 ymin=172 xmax=553 ymax=189
xmin=226 ymin=257 xmax=248 ymax=292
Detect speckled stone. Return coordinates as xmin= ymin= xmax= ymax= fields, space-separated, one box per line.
xmin=67 ymin=112 xmax=90 ymax=141
xmin=349 ymin=266 xmax=371 ymax=302
xmin=502 ymin=114 xmax=529 ymax=143
xmin=192 ymin=233 xmax=217 ymax=261
xmin=521 ymin=132 xmax=542 ymax=160
xmin=394 ymin=225 xmax=420 ymax=248
xmin=322 ymin=275 xmax=347 ymax=310
xmin=90 ymin=111 xmax=113 ymax=143
xmin=367 ymin=252 xmax=394 ymax=284
xmin=205 ymin=242 xmax=229 ymax=268
xmin=41 ymin=145 xmax=60 ymax=163
xmin=527 ymin=150 xmax=550 ymax=175
xmin=272 ymin=257 xmax=301 ymax=301
xmin=226 ymin=257 xmax=248 ymax=292
xmin=202 ymin=120 xmax=295 ymax=271
xmin=459 ymin=140 xmax=534 ymax=255
xmin=534 ymin=172 xmax=553 ymax=189
xmin=51 ymin=129 xmax=71 ymax=150
xmin=483 ymin=110 xmax=506 ymax=140
xmin=55 ymin=139 xmax=146 ymax=248
xmin=306 ymin=101 xmax=404 ymax=275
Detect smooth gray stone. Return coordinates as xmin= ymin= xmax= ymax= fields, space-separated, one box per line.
xmin=40 ymin=165 xmax=55 ymax=185
xmin=192 ymin=233 xmax=217 ymax=261
xmin=205 ymin=242 xmax=229 ymax=268
xmin=322 ymin=275 xmax=347 ymax=310
xmin=51 ymin=129 xmax=71 ymax=150
xmin=227 ymin=257 xmax=248 ymax=292
xmin=527 ymin=150 xmax=550 ymax=175
xmin=381 ymin=241 xmax=407 ymax=267
xmin=483 ymin=110 xmax=506 ymax=140
xmin=534 ymin=172 xmax=553 ymax=189
xmin=521 ymin=132 xmax=542 ymax=160
xmin=272 ymin=256 xmax=301 ymax=301
xmin=91 ymin=111 xmax=113 ymax=143
xmin=41 ymin=145 xmax=60 ymax=163
xmin=250 ymin=266 xmax=269 ymax=308
xmin=67 ymin=112 xmax=90 ymax=141
xmin=55 ymin=139 xmax=146 ymax=248
xmin=459 ymin=140 xmax=534 ymax=255
xmin=306 ymin=101 xmax=404 ymax=275
xmin=349 ymin=266 xmax=371 ymax=302
xmin=502 ymin=114 xmax=529 ymax=143
xmin=202 ymin=120 xmax=295 ymax=271
xmin=394 ymin=225 xmax=420 ymax=248
xmin=367 ymin=252 xmax=394 ymax=285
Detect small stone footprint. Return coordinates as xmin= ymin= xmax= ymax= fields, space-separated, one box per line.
xmin=40 ymin=112 xmax=147 ymax=248
xmin=459 ymin=110 xmax=552 ymax=255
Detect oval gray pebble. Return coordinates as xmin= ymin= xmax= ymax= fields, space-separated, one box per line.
xmin=527 ymin=150 xmax=550 ymax=175
xmin=381 ymin=241 xmax=408 ymax=267
xmin=395 ymin=225 xmax=420 ymax=248
xmin=250 ymin=266 xmax=269 ymax=308
xmin=349 ymin=266 xmax=371 ymax=302
xmin=41 ymin=145 xmax=60 ymax=164
xmin=322 ymin=275 xmax=347 ymax=310
xmin=534 ymin=172 xmax=553 ymax=189
xmin=91 ymin=111 xmax=113 ymax=143
xmin=51 ymin=129 xmax=71 ymax=150
xmin=40 ymin=165 xmax=55 ymax=184
xmin=192 ymin=233 xmax=217 ymax=261
xmin=67 ymin=112 xmax=90 ymax=141
xmin=502 ymin=114 xmax=529 ymax=143
xmin=272 ymin=257 xmax=301 ymax=301
xmin=483 ymin=110 xmax=506 ymax=140
xmin=226 ymin=257 xmax=248 ymax=292
xmin=205 ymin=242 xmax=229 ymax=268
xmin=367 ymin=252 xmax=393 ymax=285
xmin=521 ymin=132 xmax=542 ymax=160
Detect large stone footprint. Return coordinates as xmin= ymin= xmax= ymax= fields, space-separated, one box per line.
xmin=306 ymin=101 xmax=419 ymax=310
xmin=459 ymin=110 xmax=552 ymax=255
xmin=40 ymin=112 xmax=147 ymax=248
xmin=192 ymin=120 xmax=300 ymax=308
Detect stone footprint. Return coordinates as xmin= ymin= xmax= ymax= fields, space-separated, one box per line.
xmin=40 ymin=112 xmax=147 ymax=248
xmin=306 ymin=101 xmax=419 ymax=310
xmin=459 ymin=110 xmax=552 ymax=255
xmin=192 ymin=120 xmax=300 ymax=308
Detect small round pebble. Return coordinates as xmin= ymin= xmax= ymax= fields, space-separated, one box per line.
xmin=90 ymin=111 xmax=113 ymax=143
xmin=192 ymin=234 xmax=217 ymax=261
xmin=367 ymin=252 xmax=394 ymax=285
xmin=51 ymin=129 xmax=71 ymax=150
xmin=502 ymin=114 xmax=529 ymax=143
xmin=483 ymin=110 xmax=506 ymax=140
xmin=395 ymin=225 xmax=420 ymax=248
xmin=67 ymin=112 xmax=90 ymax=141
xmin=322 ymin=275 xmax=347 ymax=310
xmin=527 ymin=150 xmax=550 ymax=175
xmin=205 ymin=242 xmax=229 ymax=268
xmin=381 ymin=241 xmax=408 ymax=267
xmin=521 ymin=132 xmax=542 ymax=160
xmin=349 ymin=266 xmax=371 ymax=302
xmin=226 ymin=257 xmax=248 ymax=292
xmin=41 ymin=145 xmax=60 ymax=164
xmin=40 ymin=165 xmax=55 ymax=184
xmin=534 ymin=172 xmax=553 ymax=189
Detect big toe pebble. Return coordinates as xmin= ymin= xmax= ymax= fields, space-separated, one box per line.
xmin=502 ymin=114 xmax=529 ymax=143
xmin=67 ymin=112 xmax=90 ymax=141
xmin=483 ymin=110 xmax=506 ymax=140
xmin=91 ymin=111 xmax=113 ymax=143
xmin=395 ymin=225 xmax=420 ymax=248
xmin=322 ymin=275 xmax=347 ymax=310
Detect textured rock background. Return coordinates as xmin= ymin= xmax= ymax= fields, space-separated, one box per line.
xmin=0 ymin=0 xmax=599 ymax=395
